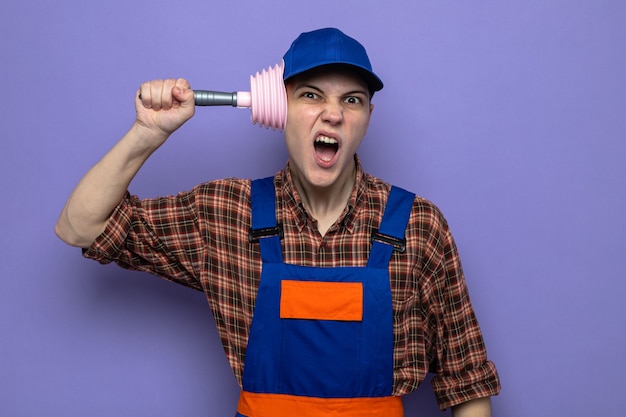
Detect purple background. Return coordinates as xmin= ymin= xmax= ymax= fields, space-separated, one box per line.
xmin=2 ymin=1 xmax=625 ymax=416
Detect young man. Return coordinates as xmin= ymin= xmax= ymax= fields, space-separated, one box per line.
xmin=56 ymin=28 xmax=500 ymax=416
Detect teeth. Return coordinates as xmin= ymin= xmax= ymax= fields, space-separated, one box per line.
xmin=315 ymin=135 xmax=338 ymax=145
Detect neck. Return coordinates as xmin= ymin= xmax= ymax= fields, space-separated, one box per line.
xmin=290 ymin=164 xmax=356 ymax=236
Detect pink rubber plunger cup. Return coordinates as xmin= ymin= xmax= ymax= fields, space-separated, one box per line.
xmin=193 ymin=61 xmax=287 ymax=131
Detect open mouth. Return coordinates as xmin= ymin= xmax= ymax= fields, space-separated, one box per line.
xmin=314 ymin=135 xmax=339 ymax=163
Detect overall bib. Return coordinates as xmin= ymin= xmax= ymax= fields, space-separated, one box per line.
xmin=235 ymin=177 xmax=414 ymax=417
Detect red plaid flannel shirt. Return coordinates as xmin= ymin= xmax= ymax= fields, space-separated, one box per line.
xmin=84 ymin=157 xmax=500 ymax=410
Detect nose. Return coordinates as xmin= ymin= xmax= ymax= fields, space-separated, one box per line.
xmin=321 ymin=101 xmax=343 ymax=125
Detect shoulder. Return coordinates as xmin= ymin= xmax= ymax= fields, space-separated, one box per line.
xmin=363 ymin=172 xmax=448 ymax=228
xmin=191 ymin=177 xmax=252 ymax=205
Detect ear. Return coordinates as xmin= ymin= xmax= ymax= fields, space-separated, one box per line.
xmin=369 ymin=103 xmax=374 ymax=116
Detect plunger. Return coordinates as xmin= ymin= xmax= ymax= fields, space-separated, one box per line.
xmin=193 ymin=60 xmax=287 ymax=131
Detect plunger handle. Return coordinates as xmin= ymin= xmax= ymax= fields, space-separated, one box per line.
xmin=193 ymin=90 xmax=252 ymax=108
xmin=193 ymin=90 xmax=237 ymax=107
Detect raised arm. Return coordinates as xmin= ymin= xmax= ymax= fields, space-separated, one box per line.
xmin=55 ymin=78 xmax=195 ymax=248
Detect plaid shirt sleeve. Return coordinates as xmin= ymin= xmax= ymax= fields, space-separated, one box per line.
xmin=413 ymin=203 xmax=501 ymax=409
xmin=83 ymin=187 xmax=217 ymax=291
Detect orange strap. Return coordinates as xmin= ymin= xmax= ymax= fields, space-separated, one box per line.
xmin=237 ymin=391 xmax=404 ymax=417
xmin=280 ymin=280 xmax=363 ymax=321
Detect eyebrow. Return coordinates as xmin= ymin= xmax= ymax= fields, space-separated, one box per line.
xmin=294 ymin=83 xmax=369 ymax=97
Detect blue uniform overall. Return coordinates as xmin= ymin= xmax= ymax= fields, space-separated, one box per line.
xmin=235 ymin=177 xmax=414 ymax=417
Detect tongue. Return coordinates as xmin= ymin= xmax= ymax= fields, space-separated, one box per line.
xmin=315 ymin=143 xmax=337 ymax=162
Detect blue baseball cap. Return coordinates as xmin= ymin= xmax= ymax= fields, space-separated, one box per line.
xmin=282 ymin=28 xmax=384 ymax=94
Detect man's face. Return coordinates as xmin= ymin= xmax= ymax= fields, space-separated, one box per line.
xmin=284 ymin=67 xmax=374 ymax=192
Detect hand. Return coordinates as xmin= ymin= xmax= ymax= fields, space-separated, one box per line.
xmin=135 ymin=78 xmax=195 ymax=139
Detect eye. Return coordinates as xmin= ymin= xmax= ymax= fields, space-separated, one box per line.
xmin=302 ymin=91 xmax=319 ymax=100
xmin=344 ymin=96 xmax=362 ymax=105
